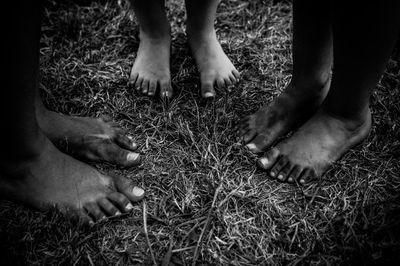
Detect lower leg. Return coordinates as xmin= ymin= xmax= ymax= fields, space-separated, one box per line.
xmin=128 ymin=0 xmax=172 ymax=97
xmin=258 ymin=0 xmax=400 ymax=184
xmin=241 ymin=0 xmax=333 ymax=152
xmin=185 ymin=0 xmax=239 ymax=98
xmin=1 ymin=1 xmax=144 ymax=221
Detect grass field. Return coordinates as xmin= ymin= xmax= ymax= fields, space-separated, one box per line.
xmin=1 ymin=0 xmax=400 ymax=265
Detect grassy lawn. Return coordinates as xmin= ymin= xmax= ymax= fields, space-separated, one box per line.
xmin=1 ymin=0 xmax=399 ymax=265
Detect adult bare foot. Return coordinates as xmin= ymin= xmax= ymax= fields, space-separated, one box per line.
xmin=256 ymin=108 xmax=371 ymax=184
xmin=37 ymin=105 xmax=141 ymax=167
xmin=240 ymin=79 xmax=330 ymax=153
xmin=0 ymin=137 xmax=145 ymax=223
xmin=187 ymin=31 xmax=240 ymax=98
xmin=129 ymin=31 xmax=172 ymax=98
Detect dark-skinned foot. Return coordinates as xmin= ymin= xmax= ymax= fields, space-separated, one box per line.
xmin=187 ymin=30 xmax=240 ymax=98
xmin=256 ymin=108 xmax=372 ymax=185
xmin=240 ymin=79 xmax=330 ymax=153
xmin=0 ymin=137 xmax=145 ymax=223
xmin=37 ymin=106 xmax=141 ymax=167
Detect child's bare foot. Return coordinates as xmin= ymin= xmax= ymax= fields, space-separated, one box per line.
xmin=187 ymin=31 xmax=240 ymax=98
xmin=257 ymin=108 xmax=371 ymax=184
xmin=240 ymin=80 xmax=330 ymax=153
xmin=129 ymin=31 xmax=172 ymax=98
xmin=37 ymin=106 xmax=141 ymax=167
xmin=0 ymin=137 xmax=145 ymax=222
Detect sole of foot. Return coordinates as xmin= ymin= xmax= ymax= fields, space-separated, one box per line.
xmin=256 ymin=108 xmax=372 ymax=185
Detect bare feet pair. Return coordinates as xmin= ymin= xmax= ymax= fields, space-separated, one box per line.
xmin=128 ymin=25 xmax=239 ymax=99
xmin=0 ymin=107 xmax=144 ymax=224
xmin=239 ymin=79 xmax=371 ymax=185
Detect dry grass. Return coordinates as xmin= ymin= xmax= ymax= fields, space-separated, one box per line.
xmin=1 ymin=0 xmax=399 ymax=265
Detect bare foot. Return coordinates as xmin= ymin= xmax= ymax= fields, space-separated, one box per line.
xmin=129 ymin=31 xmax=172 ymax=98
xmin=187 ymin=31 xmax=240 ymax=98
xmin=0 ymin=137 xmax=145 ymax=222
xmin=240 ymin=80 xmax=330 ymax=153
xmin=37 ymin=106 xmax=141 ymax=167
xmin=256 ymin=108 xmax=371 ymax=184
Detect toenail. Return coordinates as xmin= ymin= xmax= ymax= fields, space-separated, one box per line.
xmin=127 ymin=135 xmax=133 ymax=140
xmin=259 ymin=158 xmax=269 ymax=167
xmin=127 ymin=152 xmax=139 ymax=161
xmin=162 ymin=91 xmax=170 ymax=98
xmin=270 ymin=171 xmax=276 ymax=177
xmin=125 ymin=203 xmax=134 ymax=210
xmin=132 ymin=186 xmax=144 ymax=197
xmin=246 ymin=143 xmax=257 ymax=151
xmin=300 ymin=179 xmax=305 ymax=184
xmin=288 ymin=177 xmax=293 ymax=182
xmin=204 ymin=92 xmax=214 ymax=98
xmin=115 ymin=211 xmax=121 ymax=216
xmin=277 ymin=174 xmax=283 ymax=180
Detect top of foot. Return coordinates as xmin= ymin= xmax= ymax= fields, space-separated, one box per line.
xmin=129 ymin=33 xmax=172 ymax=98
xmin=188 ymin=31 xmax=240 ymax=98
xmin=240 ymin=80 xmax=330 ymax=153
xmin=0 ymin=138 xmax=145 ymax=223
xmin=37 ymin=108 xmax=141 ymax=167
xmin=256 ymin=109 xmax=372 ymax=185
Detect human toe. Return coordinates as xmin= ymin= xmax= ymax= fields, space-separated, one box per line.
xmin=113 ymin=132 xmax=138 ymax=151
xmin=135 ymin=77 xmax=144 ymax=91
xmin=246 ymin=133 xmax=274 ymax=153
xmin=298 ymin=168 xmax=317 ymax=185
xmin=108 ymin=191 xmax=135 ymax=213
xmin=160 ymin=80 xmax=173 ymax=99
xmin=84 ymin=202 xmax=107 ymax=222
xmin=141 ymin=80 xmax=150 ymax=94
xmin=276 ymin=163 xmax=292 ymax=182
xmin=98 ymin=198 xmax=122 ymax=217
xmin=270 ymin=155 xmax=288 ymax=179
xmin=216 ymin=78 xmax=225 ymax=90
xmin=115 ymin=176 xmax=145 ymax=202
xmin=129 ymin=72 xmax=139 ymax=87
xmin=147 ymin=80 xmax=157 ymax=96
xmin=286 ymin=165 xmax=302 ymax=184
xmin=201 ymin=81 xmax=216 ymax=98
xmin=232 ymin=69 xmax=240 ymax=80
xmin=257 ymin=148 xmax=280 ymax=170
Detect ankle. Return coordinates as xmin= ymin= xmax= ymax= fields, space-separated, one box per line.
xmin=139 ymin=24 xmax=170 ymax=41
xmin=0 ymin=131 xmax=49 ymax=166
xmin=290 ymin=73 xmax=331 ymax=91
xmin=186 ymin=26 xmax=216 ymax=42
xmin=321 ymin=105 xmax=372 ymax=130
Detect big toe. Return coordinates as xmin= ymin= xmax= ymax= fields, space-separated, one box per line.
xmin=246 ymin=133 xmax=275 ymax=153
xmin=114 ymin=176 xmax=145 ymax=202
xmin=257 ymin=148 xmax=280 ymax=171
xmin=201 ymin=74 xmax=216 ymax=98
xmin=87 ymin=139 xmax=141 ymax=167
xmin=160 ymin=79 xmax=173 ymax=99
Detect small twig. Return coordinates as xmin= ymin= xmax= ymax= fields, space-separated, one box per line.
xmin=143 ymin=201 xmax=157 ymax=266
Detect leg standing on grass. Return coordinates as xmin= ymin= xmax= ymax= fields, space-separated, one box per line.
xmin=128 ymin=0 xmax=173 ymax=98
xmin=185 ymin=0 xmax=240 ymax=98
xmin=0 ymin=0 xmax=145 ymax=222
xmin=242 ymin=0 xmax=400 ymax=184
